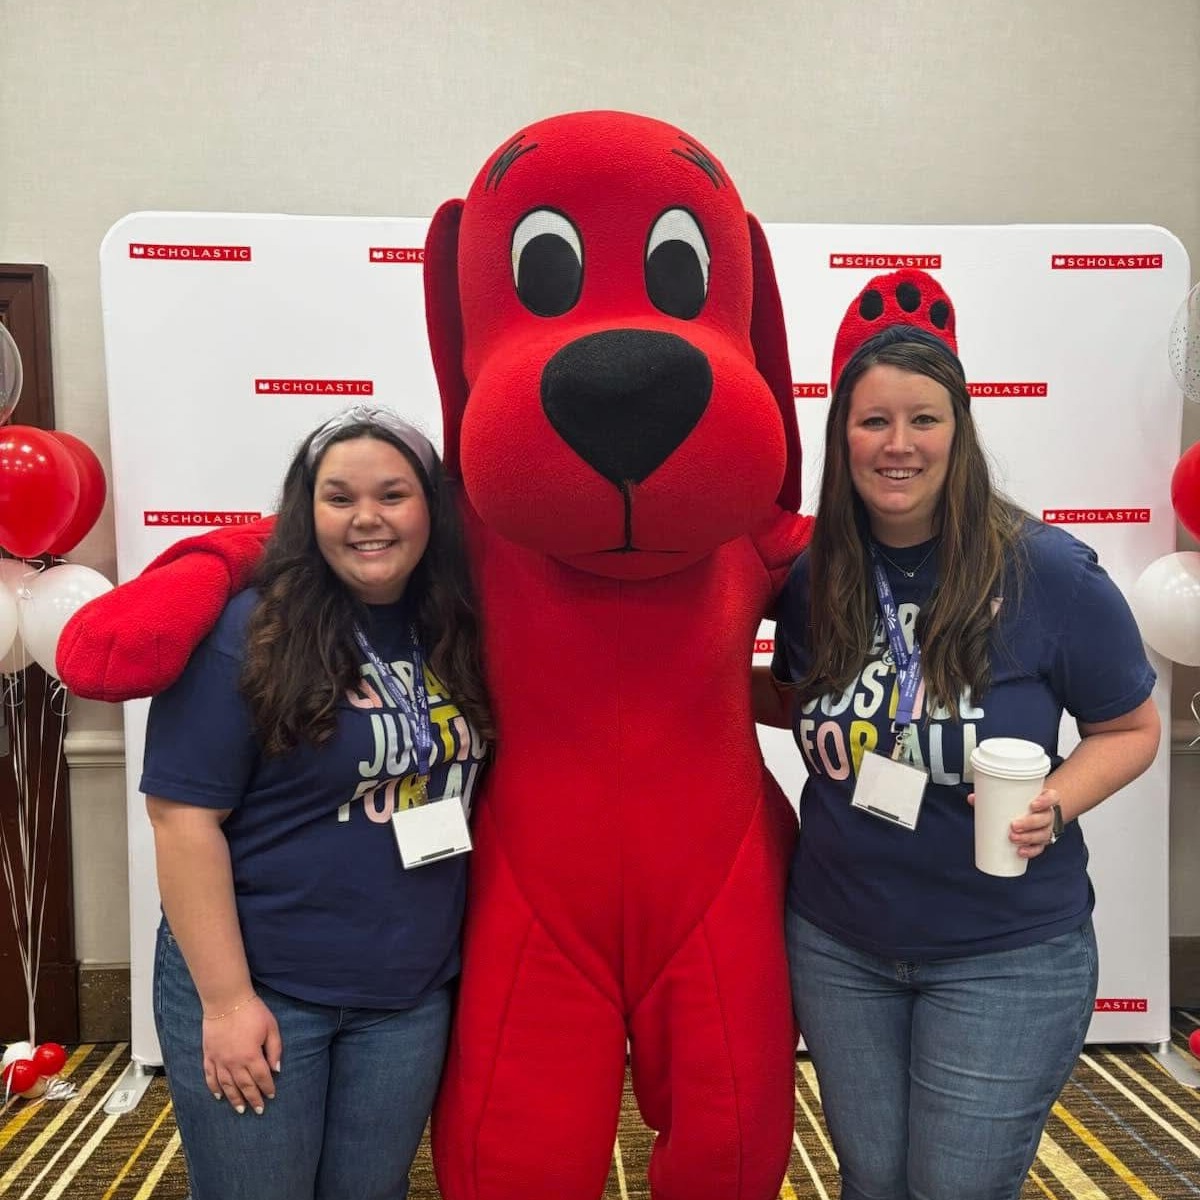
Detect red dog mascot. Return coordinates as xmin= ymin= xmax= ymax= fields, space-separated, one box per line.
xmin=59 ymin=111 xmax=813 ymax=1200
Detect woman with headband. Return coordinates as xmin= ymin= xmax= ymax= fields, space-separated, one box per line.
xmin=142 ymin=406 xmax=491 ymax=1200
xmin=755 ymin=271 xmax=1159 ymax=1199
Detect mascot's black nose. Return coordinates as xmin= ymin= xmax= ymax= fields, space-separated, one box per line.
xmin=541 ymin=330 xmax=712 ymax=486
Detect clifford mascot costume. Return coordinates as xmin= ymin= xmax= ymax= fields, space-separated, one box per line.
xmin=59 ymin=111 xmax=814 ymax=1200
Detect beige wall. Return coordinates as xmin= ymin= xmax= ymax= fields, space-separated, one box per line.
xmin=1 ymin=0 xmax=1198 ymax=962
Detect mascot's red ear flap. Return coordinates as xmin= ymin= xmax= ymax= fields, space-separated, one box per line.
xmin=424 ymin=199 xmax=468 ymax=480
xmin=747 ymin=214 xmax=801 ymax=514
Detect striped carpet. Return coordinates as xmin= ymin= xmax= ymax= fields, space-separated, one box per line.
xmin=3 ymin=1014 xmax=1200 ymax=1198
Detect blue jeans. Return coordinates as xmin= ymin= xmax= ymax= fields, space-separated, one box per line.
xmin=154 ymin=921 xmax=451 ymax=1200
xmin=787 ymin=910 xmax=1098 ymax=1200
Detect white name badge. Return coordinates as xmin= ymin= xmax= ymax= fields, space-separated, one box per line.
xmin=392 ymin=798 xmax=472 ymax=869
xmin=851 ymin=751 xmax=928 ymax=831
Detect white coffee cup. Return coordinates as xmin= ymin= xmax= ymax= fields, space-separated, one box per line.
xmin=969 ymin=737 xmax=1052 ymax=877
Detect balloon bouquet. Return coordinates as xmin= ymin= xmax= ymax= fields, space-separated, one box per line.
xmin=0 ymin=321 xmax=110 ymax=1103
xmin=1131 ymin=283 xmax=1200 ymax=670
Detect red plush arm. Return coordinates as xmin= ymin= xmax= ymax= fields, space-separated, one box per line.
xmin=751 ymin=508 xmax=814 ymax=600
xmin=56 ymin=517 xmax=276 ymax=702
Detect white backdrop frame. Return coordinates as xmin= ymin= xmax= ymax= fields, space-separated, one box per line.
xmin=99 ymin=214 xmax=1186 ymax=1065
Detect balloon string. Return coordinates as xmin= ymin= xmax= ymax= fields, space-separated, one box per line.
xmin=0 ymin=631 xmax=67 ymax=1047
xmin=0 ymin=793 xmax=33 ymax=1045
xmin=23 ymin=558 xmax=65 ymax=1047
xmin=2 ymin=660 xmax=33 ymax=1023
xmin=1191 ymin=691 xmax=1200 ymax=749
xmin=0 ymin=560 xmax=37 ymax=1042
xmin=27 ymin=689 xmax=68 ymax=1045
xmin=11 ymin=555 xmax=47 ymax=590
xmin=2 ymin=679 xmax=36 ymax=1045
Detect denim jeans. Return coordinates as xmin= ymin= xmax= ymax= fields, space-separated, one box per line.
xmin=154 ymin=921 xmax=451 ymax=1200
xmin=787 ymin=910 xmax=1098 ymax=1200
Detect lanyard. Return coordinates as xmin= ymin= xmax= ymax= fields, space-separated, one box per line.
xmin=353 ymin=624 xmax=434 ymax=786
xmin=868 ymin=546 xmax=923 ymax=737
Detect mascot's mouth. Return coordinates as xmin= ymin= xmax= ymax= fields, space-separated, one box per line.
xmin=599 ymin=482 xmax=685 ymax=555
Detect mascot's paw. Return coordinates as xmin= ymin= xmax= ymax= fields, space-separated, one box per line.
xmin=830 ymin=267 xmax=956 ymax=389
xmin=57 ymin=551 xmax=234 ymax=701
xmin=56 ymin=517 xmax=274 ymax=701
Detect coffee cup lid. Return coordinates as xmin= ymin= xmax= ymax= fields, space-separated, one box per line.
xmin=970 ymin=737 xmax=1051 ymax=781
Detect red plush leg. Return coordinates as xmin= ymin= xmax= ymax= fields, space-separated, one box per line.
xmin=433 ymin=808 xmax=627 ymax=1200
xmin=629 ymin=796 xmax=795 ymax=1200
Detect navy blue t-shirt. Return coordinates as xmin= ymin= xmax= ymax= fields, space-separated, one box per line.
xmin=141 ymin=589 xmax=487 ymax=1008
xmin=771 ymin=522 xmax=1155 ymax=960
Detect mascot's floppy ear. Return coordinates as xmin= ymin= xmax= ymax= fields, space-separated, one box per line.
xmin=748 ymin=214 xmax=800 ymax=514
xmin=424 ymin=199 xmax=468 ymax=481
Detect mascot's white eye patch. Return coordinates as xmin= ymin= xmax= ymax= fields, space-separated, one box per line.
xmin=645 ymin=209 xmax=709 ymax=320
xmin=511 ymin=209 xmax=583 ymax=318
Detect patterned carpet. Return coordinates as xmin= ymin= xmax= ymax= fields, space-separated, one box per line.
xmin=3 ymin=1015 xmax=1200 ymax=1198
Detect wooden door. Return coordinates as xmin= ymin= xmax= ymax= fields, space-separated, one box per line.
xmin=0 ymin=264 xmax=78 ymax=1044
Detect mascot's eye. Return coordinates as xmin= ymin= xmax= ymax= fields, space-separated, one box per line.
xmin=645 ymin=208 xmax=709 ymax=320
xmin=511 ymin=209 xmax=583 ymax=317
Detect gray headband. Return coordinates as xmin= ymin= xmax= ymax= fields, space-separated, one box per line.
xmin=305 ymin=404 xmax=438 ymax=478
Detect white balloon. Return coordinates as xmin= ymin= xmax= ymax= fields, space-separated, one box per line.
xmin=1169 ymin=281 xmax=1200 ymax=404
xmin=17 ymin=564 xmax=113 ymax=680
xmin=0 ymin=560 xmax=34 ymax=674
xmin=0 ymin=584 xmax=16 ymax=663
xmin=1130 ymin=551 xmax=1200 ymax=665
xmin=1 ymin=1041 xmax=33 ymax=1069
xmin=0 ymin=321 xmax=21 ymax=423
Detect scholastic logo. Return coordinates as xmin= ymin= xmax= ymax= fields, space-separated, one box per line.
xmin=1051 ymin=254 xmax=1163 ymax=270
xmin=1094 ymin=997 xmax=1148 ymax=1012
xmin=129 ymin=243 xmax=251 ymax=262
xmin=754 ymin=638 xmax=775 ymax=655
xmin=255 ymin=379 xmax=374 ymax=396
xmin=145 ymin=511 xmax=262 ymax=527
xmin=1043 ymin=509 xmax=1151 ymax=524
xmin=793 ymin=383 xmax=829 ymax=399
xmin=829 ymin=254 xmax=941 ymax=270
xmin=967 ymin=382 xmax=1048 ymax=398
xmin=369 ymin=247 xmax=424 ymax=263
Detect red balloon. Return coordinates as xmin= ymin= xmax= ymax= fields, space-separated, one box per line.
xmin=32 ymin=1041 xmax=67 ymax=1077
xmin=0 ymin=427 xmax=80 ymax=558
xmin=2 ymin=1058 xmax=39 ymax=1095
xmin=44 ymin=433 xmax=107 ymax=555
xmin=1171 ymin=442 xmax=1200 ymax=541
xmin=1190 ymin=1028 xmax=1200 ymax=1058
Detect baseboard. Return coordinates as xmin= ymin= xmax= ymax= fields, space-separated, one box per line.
xmin=1171 ymin=936 xmax=1200 ymax=1008
xmin=78 ymin=964 xmax=131 ymax=1042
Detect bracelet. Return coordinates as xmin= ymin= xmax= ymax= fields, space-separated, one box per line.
xmin=202 ymin=995 xmax=259 ymax=1021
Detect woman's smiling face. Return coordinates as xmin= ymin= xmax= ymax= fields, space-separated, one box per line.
xmin=846 ymin=363 xmax=956 ymax=547
xmin=312 ymin=436 xmax=431 ymax=604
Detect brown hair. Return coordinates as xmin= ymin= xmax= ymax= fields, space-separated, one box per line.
xmin=241 ymin=419 xmax=493 ymax=755
xmin=797 ymin=337 xmax=1027 ymax=713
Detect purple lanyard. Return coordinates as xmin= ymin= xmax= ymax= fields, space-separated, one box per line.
xmin=353 ymin=624 xmax=433 ymax=782
xmin=868 ymin=546 xmax=923 ymax=734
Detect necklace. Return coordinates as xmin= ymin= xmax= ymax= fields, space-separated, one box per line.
xmin=873 ymin=539 xmax=939 ymax=579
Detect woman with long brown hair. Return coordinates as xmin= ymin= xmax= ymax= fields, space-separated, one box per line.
xmin=756 ymin=271 xmax=1159 ymax=1200
xmin=142 ymin=406 xmax=490 ymax=1200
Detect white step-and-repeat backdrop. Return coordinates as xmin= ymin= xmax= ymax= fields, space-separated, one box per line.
xmin=99 ymin=214 xmax=1186 ymax=1065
